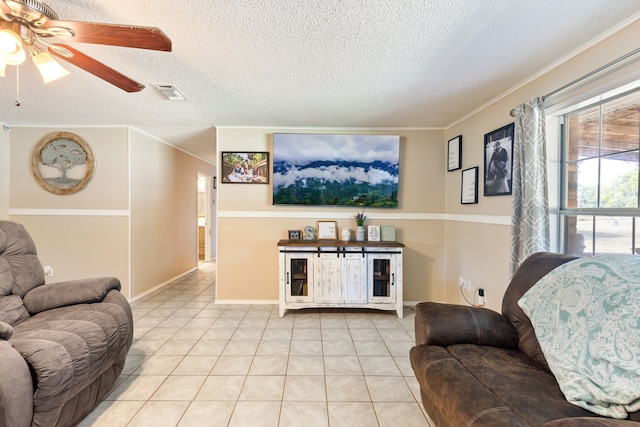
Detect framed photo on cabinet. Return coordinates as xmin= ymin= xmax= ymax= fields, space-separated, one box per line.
xmin=447 ymin=135 xmax=462 ymax=171
xmin=317 ymin=221 xmax=337 ymax=239
xmin=368 ymin=225 xmax=381 ymax=241
xmin=288 ymin=230 xmax=301 ymax=240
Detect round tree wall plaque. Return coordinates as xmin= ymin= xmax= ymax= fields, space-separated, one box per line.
xmin=31 ymin=132 xmax=95 ymax=195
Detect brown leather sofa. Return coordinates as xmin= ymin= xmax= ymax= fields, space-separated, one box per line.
xmin=410 ymin=252 xmax=640 ymax=427
xmin=0 ymin=221 xmax=133 ymax=427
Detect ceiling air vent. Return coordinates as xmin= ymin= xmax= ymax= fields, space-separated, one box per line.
xmin=151 ymin=84 xmax=187 ymax=101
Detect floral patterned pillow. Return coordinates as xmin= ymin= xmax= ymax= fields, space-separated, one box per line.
xmin=518 ymin=254 xmax=640 ymax=418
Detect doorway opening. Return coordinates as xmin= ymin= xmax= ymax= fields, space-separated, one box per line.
xmin=197 ymin=173 xmax=212 ymax=263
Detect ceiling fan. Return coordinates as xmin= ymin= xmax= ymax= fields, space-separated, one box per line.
xmin=0 ymin=0 xmax=171 ymax=92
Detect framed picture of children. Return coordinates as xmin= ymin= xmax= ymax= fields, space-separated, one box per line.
xmin=221 ymin=152 xmax=270 ymax=184
xmin=484 ymin=123 xmax=514 ymax=196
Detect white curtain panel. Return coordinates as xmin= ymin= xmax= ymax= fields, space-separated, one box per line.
xmin=510 ymin=97 xmax=550 ymax=276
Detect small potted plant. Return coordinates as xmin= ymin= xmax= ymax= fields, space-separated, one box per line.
xmin=354 ymin=212 xmax=366 ymax=241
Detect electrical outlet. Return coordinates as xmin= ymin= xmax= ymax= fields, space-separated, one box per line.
xmin=43 ymin=265 xmax=54 ymax=277
xmin=459 ymin=276 xmax=471 ymax=291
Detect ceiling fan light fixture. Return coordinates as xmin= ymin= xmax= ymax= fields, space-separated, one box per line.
xmin=0 ymin=29 xmax=25 ymax=65
xmin=32 ymin=51 xmax=69 ymax=83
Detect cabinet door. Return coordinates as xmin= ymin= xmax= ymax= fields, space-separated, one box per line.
xmin=342 ymin=252 xmax=366 ymax=303
xmin=314 ymin=252 xmax=341 ymax=303
xmin=285 ymin=253 xmax=314 ymax=303
xmin=368 ymin=254 xmax=396 ymax=303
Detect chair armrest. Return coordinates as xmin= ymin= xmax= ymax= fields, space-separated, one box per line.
xmin=544 ymin=418 xmax=640 ymax=427
xmin=0 ymin=340 xmax=34 ymax=427
xmin=414 ymin=302 xmax=518 ymax=348
xmin=9 ymin=337 xmax=74 ymax=426
xmin=22 ymin=277 xmax=121 ymax=315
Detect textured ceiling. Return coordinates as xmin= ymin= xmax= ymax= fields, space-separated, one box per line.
xmin=1 ymin=0 xmax=640 ymax=163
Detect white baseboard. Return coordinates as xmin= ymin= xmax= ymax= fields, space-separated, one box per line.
xmin=403 ymin=301 xmax=421 ymax=307
xmin=215 ymin=300 xmax=279 ymax=305
xmin=129 ymin=267 xmax=198 ymax=302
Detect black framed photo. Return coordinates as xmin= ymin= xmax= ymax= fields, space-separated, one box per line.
xmin=221 ymin=152 xmax=269 ymax=184
xmin=447 ymin=135 xmax=462 ymax=171
xmin=484 ymin=123 xmax=514 ymax=196
xmin=461 ymin=167 xmax=479 ymax=204
xmin=288 ymin=230 xmax=301 ymax=240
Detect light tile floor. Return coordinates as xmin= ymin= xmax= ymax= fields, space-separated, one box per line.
xmin=78 ymin=263 xmax=434 ymax=427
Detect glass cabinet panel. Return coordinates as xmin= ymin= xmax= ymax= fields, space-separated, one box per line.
xmin=368 ymin=255 xmax=395 ymax=303
xmin=291 ymin=258 xmax=308 ymax=296
xmin=373 ymin=259 xmax=390 ymax=297
xmin=285 ymin=253 xmax=314 ymax=302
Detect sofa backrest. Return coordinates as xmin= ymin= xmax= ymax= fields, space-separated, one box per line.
xmin=501 ymin=252 xmax=579 ymax=370
xmin=0 ymin=221 xmax=45 ymax=325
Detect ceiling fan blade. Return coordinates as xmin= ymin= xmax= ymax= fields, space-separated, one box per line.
xmin=45 ymin=20 xmax=172 ymax=51
xmin=48 ymin=43 xmax=145 ymax=93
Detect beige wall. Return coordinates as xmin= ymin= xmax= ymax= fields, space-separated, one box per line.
xmin=216 ymin=127 xmax=445 ymax=303
xmin=130 ymin=128 xmax=215 ymax=297
xmin=10 ymin=127 xmax=129 ymax=209
xmin=6 ymin=126 xmax=214 ymax=300
xmin=443 ymin=19 xmax=640 ymax=311
xmin=8 ymin=127 xmax=132 ymax=295
xmin=8 ymin=215 xmax=130 ymax=291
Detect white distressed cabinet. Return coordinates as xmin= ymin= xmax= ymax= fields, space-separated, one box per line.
xmin=278 ymin=240 xmax=404 ymax=317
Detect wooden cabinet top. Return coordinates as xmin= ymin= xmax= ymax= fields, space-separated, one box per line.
xmin=278 ymin=239 xmax=404 ymax=248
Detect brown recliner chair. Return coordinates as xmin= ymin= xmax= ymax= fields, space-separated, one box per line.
xmin=410 ymin=252 xmax=640 ymax=426
xmin=0 ymin=220 xmax=133 ymax=427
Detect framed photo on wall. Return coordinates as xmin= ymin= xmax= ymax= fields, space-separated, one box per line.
xmin=461 ymin=166 xmax=479 ymax=204
xmin=484 ymin=123 xmax=514 ymax=196
xmin=221 ymin=152 xmax=269 ymax=184
xmin=447 ymin=135 xmax=462 ymax=171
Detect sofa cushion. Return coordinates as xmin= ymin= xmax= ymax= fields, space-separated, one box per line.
xmin=10 ymin=300 xmax=130 ymax=426
xmin=502 ymin=252 xmax=578 ymax=369
xmin=5 ymin=254 xmax=46 ymax=298
xmin=411 ymin=344 xmax=531 ymax=426
xmin=411 ymin=343 xmax=603 ymax=426
xmin=0 ymin=257 xmax=12 ymax=296
xmin=0 ymin=221 xmax=45 ymax=298
xmin=0 ymin=295 xmax=30 ymax=325
xmin=0 ymin=222 xmax=38 ymax=255
xmin=447 ymin=344 xmax=601 ymax=424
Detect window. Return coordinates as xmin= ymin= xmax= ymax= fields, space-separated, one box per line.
xmin=561 ymin=90 xmax=640 ymax=255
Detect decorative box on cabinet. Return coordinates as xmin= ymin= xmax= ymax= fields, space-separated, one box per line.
xmin=278 ymin=239 xmax=404 ymax=317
